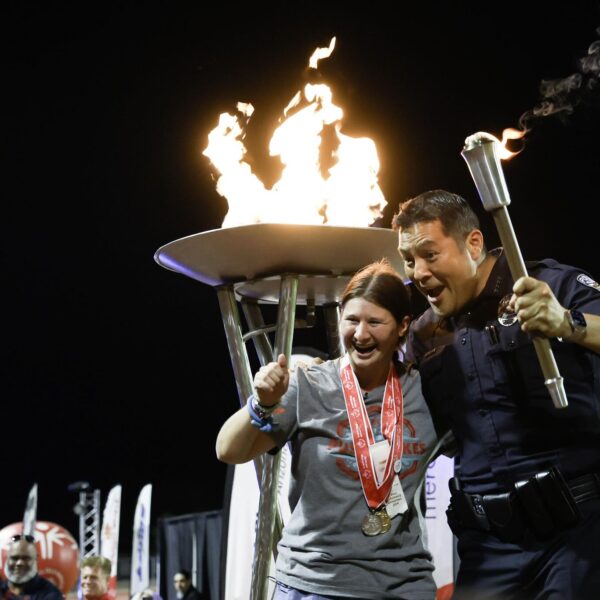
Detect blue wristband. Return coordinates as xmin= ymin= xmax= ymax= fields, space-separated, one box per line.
xmin=246 ymin=396 xmax=278 ymax=433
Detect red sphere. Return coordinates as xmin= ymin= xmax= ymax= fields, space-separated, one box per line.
xmin=0 ymin=521 xmax=80 ymax=594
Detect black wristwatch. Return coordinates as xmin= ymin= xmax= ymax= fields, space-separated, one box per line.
xmin=564 ymin=309 xmax=587 ymax=342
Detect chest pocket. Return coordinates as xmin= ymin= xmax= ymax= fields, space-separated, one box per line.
xmin=418 ymin=345 xmax=459 ymax=431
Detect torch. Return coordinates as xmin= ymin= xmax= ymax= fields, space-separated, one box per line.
xmin=461 ymin=132 xmax=568 ymax=409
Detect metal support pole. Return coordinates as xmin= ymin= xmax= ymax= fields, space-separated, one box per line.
xmin=274 ymin=276 xmax=298 ymax=359
xmin=322 ymin=303 xmax=344 ymax=359
xmin=216 ymin=285 xmax=255 ymax=405
xmin=242 ymin=300 xmax=274 ymax=366
xmin=250 ymin=275 xmax=298 ymax=600
xmin=217 ymin=281 xmax=300 ymax=600
xmin=216 ymin=288 xmax=265 ymax=472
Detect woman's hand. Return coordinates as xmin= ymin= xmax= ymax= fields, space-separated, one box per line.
xmin=254 ymin=353 xmax=289 ymax=406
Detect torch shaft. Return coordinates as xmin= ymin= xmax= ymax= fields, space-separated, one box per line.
xmin=492 ymin=207 xmax=568 ymax=409
xmin=491 ymin=207 xmax=528 ymax=280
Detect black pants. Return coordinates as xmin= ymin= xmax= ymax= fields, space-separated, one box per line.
xmin=452 ymin=498 xmax=600 ymax=600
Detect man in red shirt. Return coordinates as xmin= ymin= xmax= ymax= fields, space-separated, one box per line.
xmin=80 ymin=557 xmax=111 ymax=600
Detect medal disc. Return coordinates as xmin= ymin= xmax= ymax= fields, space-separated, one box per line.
xmin=377 ymin=508 xmax=392 ymax=533
xmin=361 ymin=512 xmax=383 ymax=536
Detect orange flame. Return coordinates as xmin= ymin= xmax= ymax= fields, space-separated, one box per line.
xmin=202 ymin=37 xmax=386 ymax=228
xmin=498 ymin=127 xmax=526 ymax=160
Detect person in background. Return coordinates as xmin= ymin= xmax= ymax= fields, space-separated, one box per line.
xmin=0 ymin=534 xmax=63 ymax=600
xmin=173 ymin=570 xmax=202 ymax=600
xmin=216 ymin=259 xmax=441 ymax=600
xmin=80 ymin=556 xmax=111 ymax=600
xmin=394 ymin=189 xmax=600 ymax=599
xmin=131 ymin=588 xmax=159 ymax=600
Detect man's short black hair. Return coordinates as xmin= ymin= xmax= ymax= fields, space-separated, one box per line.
xmin=176 ymin=569 xmax=191 ymax=580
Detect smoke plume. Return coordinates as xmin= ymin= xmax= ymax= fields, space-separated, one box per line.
xmin=518 ymin=25 xmax=600 ymax=132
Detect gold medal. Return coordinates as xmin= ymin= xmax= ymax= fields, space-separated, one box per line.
xmin=376 ymin=507 xmax=392 ymax=533
xmin=361 ymin=511 xmax=383 ymax=536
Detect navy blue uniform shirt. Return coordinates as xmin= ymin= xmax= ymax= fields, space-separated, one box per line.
xmin=406 ymin=248 xmax=600 ymax=494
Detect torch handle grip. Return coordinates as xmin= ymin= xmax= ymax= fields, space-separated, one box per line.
xmin=531 ymin=336 xmax=568 ymax=408
xmin=492 ymin=207 xmax=568 ymax=409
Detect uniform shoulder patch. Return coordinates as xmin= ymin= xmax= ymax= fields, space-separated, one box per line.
xmin=576 ymin=273 xmax=600 ymax=291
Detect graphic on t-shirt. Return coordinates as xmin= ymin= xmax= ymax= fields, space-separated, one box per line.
xmin=328 ymin=404 xmax=426 ymax=480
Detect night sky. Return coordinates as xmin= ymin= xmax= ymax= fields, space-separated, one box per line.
xmin=5 ymin=2 xmax=600 ymax=558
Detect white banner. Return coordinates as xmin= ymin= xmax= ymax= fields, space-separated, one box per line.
xmin=224 ymin=445 xmax=291 ymax=600
xmin=101 ymin=485 xmax=122 ymax=599
xmin=130 ymin=484 xmax=152 ymax=596
xmin=22 ymin=483 xmax=38 ymax=537
xmin=424 ymin=456 xmax=455 ymax=600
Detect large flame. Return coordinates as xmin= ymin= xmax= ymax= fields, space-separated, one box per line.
xmin=202 ymin=37 xmax=386 ymax=228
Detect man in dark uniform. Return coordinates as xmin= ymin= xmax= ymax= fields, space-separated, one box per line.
xmin=394 ymin=189 xmax=600 ymax=599
xmin=0 ymin=535 xmax=63 ymax=600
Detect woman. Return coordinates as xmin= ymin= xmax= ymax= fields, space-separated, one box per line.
xmin=216 ymin=259 xmax=439 ymax=599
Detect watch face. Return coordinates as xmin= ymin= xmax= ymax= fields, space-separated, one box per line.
xmin=571 ymin=309 xmax=587 ymax=329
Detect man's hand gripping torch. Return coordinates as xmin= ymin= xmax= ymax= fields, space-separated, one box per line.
xmin=461 ymin=132 xmax=568 ymax=409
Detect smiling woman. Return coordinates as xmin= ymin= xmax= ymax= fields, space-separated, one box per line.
xmin=215 ymin=259 xmax=442 ymax=599
xmin=339 ymin=261 xmax=412 ymax=391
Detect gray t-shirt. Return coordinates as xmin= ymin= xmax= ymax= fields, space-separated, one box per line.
xmin=268 ymin=358 xmax=439 ymax=599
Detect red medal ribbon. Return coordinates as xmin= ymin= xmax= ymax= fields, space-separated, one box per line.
xmin=340 ymin=355 xmax=404 ymax=510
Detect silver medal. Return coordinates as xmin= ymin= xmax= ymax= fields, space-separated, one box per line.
xmin=361 ymin=512 xmax=383 ymax=536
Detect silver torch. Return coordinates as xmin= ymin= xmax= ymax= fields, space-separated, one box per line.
xmin=461 ymin=132 xmax=568 ymax=409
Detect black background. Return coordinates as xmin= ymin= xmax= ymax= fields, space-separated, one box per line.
xmin=4 ymin=1 xmax=600 ymax=558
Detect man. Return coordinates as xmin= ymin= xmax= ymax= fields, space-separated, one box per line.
xmin=80 ymin=556 xmax=111 ymax=600
xmin=173 ymin=570 xmax=202 ymax=600
xmin=0 ymin=534 xmax=63 ymax=600
xmin=394 ymin=189 xmax=600 ymax=599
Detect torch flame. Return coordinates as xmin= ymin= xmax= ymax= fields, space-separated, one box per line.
xmin=463 ymin=128 xmax=526 ymax=161
xmin=498 ymin=127 xmax=526 ymax=160
xmin=202 ymin=37 xmax=387 ymax=228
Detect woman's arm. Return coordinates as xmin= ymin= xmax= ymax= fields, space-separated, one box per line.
xmin=215 ymin=407 xmax=277 ymax=464
xmin=215 ymin=354 xmax=289 ymax=464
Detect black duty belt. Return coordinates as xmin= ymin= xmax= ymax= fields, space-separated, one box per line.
xmin=447 ymin=468 xmax=600 ymax=543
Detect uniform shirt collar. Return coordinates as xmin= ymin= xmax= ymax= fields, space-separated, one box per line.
xmin=446 ymin=247 xmax=511 ymax=329
xmin=478 ymin=247 xmax=513 ymax=301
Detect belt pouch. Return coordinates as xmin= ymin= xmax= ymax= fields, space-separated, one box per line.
xmin=534 ymin=468 xmax=580 ymax=528
xmin=448 ymin=477 xmax=490 ymax=532
xmin=482 ymin=492 xmax=525 ymax=543
xmin=514 ymin=477 xmax=556 ymax=539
